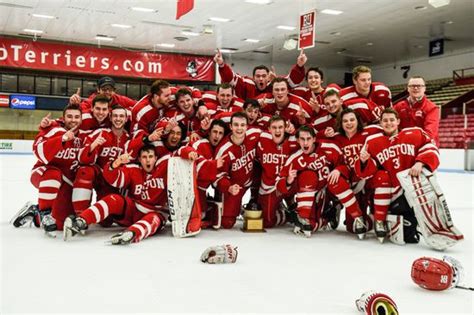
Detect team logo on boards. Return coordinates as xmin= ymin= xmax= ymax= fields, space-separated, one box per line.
xmin=186 ymin=60 xmax=198 ymax=78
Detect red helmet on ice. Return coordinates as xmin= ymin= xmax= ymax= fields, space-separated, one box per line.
xmin=411 ymin=256 xmax=461 ymax=291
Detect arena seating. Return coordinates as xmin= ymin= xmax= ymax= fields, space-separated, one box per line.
xmin=389 ymin=77 xmax=452 ymax=98
xmin=439 ymin=113 xmax=474 ymax=148
xmin=389 ymin=77 xmax=474 ymax=149
xmin=429 ymin=83 xmax=474 ymax=106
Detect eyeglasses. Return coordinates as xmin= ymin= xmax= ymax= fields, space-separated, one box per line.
xmin=408 ymin=84 xmax=425 ymax=89
xmin=100 ymin=87 xmax=115 ymax=92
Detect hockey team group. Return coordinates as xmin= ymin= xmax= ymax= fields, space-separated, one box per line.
xmin=11 ymin=49 xmax=463 ymax=253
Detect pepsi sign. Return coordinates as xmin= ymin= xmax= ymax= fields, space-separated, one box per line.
xmin=10 ymin=95 xmax=36 ymax=109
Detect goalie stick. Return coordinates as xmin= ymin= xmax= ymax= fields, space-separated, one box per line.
xmin=455 ymin=285 xmax=474 ymax=291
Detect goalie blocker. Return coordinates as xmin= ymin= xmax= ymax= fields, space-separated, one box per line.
xmin=167 ymin=157 xmax=202 ymax=238
xmin=396 ymin=168 xmax=463 ymax=251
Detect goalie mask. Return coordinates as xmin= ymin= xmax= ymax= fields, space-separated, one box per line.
xmin=355 ymin=291 xmax=398 ymax=315
xmin=411 ymin=256 xmax=463 ymax=291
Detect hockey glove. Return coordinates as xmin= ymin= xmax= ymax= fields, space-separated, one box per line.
xmin=200 ymin=244 xmax=238 ymax=264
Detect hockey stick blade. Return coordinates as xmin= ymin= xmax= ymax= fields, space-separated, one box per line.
xmin=455 ymin=285 xmax=474 ymax=291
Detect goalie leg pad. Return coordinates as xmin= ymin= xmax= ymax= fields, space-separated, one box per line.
xmin=397 ymin=169 xmax=463 ymax=251
xmin=167 ymin=157 xmax=202 ymax=238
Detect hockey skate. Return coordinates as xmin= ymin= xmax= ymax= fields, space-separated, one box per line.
xmin=374 ymin=220 xmax=387 ymax=243
xmin=285 ymin=201 xmax=298 ymax=225
xmin=353 ymin=216 xmax=368 ymax=240
xmin=275 ymin=201 xmax=288 ymax=226
xmin=63 ymin=215 xmax=87 ymax=241
xmin=323 ymin=201 xmax=342 ymax=230
xmin=41 ymin=213 xmax=57 ymax=238
xmin=10 ymin=201 xmax=38 ymax=228
xmin=293 ymin=216 xmax=312 ymax=238
xmin=107 ymin=231 xmax=135 ymax=245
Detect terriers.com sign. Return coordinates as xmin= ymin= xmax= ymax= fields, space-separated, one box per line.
xmin=0 ymin=36 xmax=215 ymax=81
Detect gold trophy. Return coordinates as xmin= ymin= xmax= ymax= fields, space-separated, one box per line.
xmin=241 ymin=202 xmax=266 ymax=232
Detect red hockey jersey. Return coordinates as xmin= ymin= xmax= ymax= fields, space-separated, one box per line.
xmin=354 ymin=127 xmax=439 ymax=186
xmin=79 ymin=110 xmax=111 ymax=131
xmin=201 ymin=90 xmax=244 ymax=116
xmin=80 ymin=92 xmax=136 ymax=112
xmin=343 ymin=98 xmax=381 ymax=124
xmin=103 ymin=157 xmax=170 ymax=214
xmin=276 ymin=142 xmax=343 ymax=193
xmin=33 ymin=127 xmax=89 ymax=183
xmin=213 ymin=128 xmax=261 ymax=192
xmin=311 ymin=108 xmax=337 ymax=132
xmin=259 ymin=93 xmax=312 ymax=127
xmin=393 ymin=96 xmax=440 ymax=146
xmin=189 ymin=138 xmax=220 ymax=190
xmin=326 ymin=125 xmax=383 ymax=179
xmin=256 ymin=132 xmax=299 ymax=194
xmin=78 ymin=128 xmax=132 ymax=168
xmin=340 ymin=82 xmax=392 ymax=110
xmin=291 ymin=83 xmax=341 ymax=106
xmin=218 ymin=63 xmax=305 ymax=100
xmin=130 ymin=94 xmax=168 ymax=133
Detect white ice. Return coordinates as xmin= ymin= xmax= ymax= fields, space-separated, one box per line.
xmin=1 ymin=154 xmax=473 ymax=314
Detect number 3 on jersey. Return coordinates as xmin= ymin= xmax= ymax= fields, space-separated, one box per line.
xmin=393 ymin=157 xmax=400 ymax=169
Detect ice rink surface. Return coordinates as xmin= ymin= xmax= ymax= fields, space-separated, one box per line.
xmin=1 ymin=154 xmax=473 ymax=314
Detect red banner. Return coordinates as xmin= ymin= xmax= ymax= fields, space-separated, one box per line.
xmin=0 ymin=36 xmax=215 ymax=81
xmin=298 ymin=10 xmax=316 ymax=50
xmin=176 ymin=0 xmax=194 ymax=20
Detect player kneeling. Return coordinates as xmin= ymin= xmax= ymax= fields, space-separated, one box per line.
xmin=64 ymin=145 xmax=201 ymax=244
xmin=356 ymin=108 xmax=463 ymax=248
xmin=276 ymin=125 xmax=342 ymax=237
